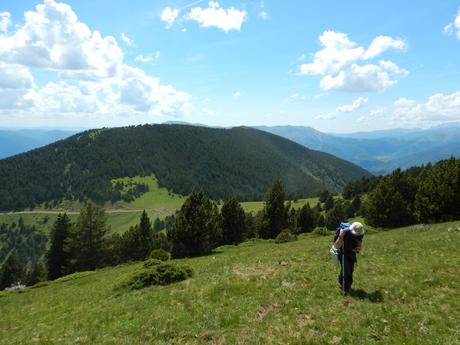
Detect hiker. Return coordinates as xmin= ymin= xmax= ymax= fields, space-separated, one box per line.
xmin=330 ymin=222 xmax=364 ymax=294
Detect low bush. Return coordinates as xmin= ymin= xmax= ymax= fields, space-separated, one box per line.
xmin=311 ymin=227 xmax=331 ymax=236
xmin=149 ymin=249 xmax=171 ymax=261
xmin=123 ymin=263 xmax=193 ymax=290
xmin=275 ymin=229 xmax=297 ymax=243
xmin=143 ymin=259 xmax=163 ymax=268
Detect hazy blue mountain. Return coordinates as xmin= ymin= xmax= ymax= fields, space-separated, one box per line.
xmin=0 ymin=129 xmax=77 ymax=159
xmin=255 ymin=125 xmax=460 ymax=174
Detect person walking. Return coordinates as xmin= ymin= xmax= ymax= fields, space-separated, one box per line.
xmin=330 ymin=222 xmax=364 ymax=295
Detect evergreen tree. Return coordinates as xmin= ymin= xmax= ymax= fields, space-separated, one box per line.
xmin=287 ymin=206 xmax=297 ymax=232
xmin=170 ymin=191 xmax=220 ymax=258
xmin=66 ymin=202 xmax=110 ymax=272
xmin=364 ymin=169 xmax=417 ymax=228
xmin=0 ymin=250 xmax=25 ymax=289
xmin=244 ymin=212 xmax=257 ymax=239
xmin=415 ymin=158 xmax=460 ymax=222
xmin=318 ymin=190 xmax=330 ymax=203
xmin=46 ymin=213 xmax=72 ymax=280
xmin=26 ymin=258 xmax=47 ymax=286
xmin=137 ymin=210 xmax=154 ymax=259
xmin=259 ymin=180 xmax=289 ymax=239
xmin=297 ymin=203 xmax=316 ymax=233
xmin=220 ymin=198 xmax=246 ymax=245
xmin=325 ymin=201 xmax=346 ymax=230
xmin=351 ymin=195 xmax=361 ymax=215
xmin=324 ymin=195 xmax=334 ymax=211
xmin=153 ymin=218 xmax=164 ymax=232
xmin=317 ymin=214 xmax=325 ymax=228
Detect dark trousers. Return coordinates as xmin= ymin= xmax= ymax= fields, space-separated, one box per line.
xmin=338 ymin=254 xmax=355 ymax=291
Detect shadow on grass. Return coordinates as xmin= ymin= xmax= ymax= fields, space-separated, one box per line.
xmin=350 ymin=289 xmax=383 ymax=303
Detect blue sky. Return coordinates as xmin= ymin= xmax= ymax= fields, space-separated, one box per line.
xmin=0 ymin=0 xmax=460 ymax=132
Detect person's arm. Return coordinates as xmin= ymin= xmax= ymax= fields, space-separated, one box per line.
xmin=353 ymin=237 xmax=364 ymax=253
xmin=334 ymin=229 xmax=345 ymax=249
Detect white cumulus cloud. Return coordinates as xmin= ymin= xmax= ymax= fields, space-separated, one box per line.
xmin=233 ymin=91 xmax=241 ymax=100
xmin=336 ymin=97 xmax=368 ymax=112
xmin=300 ymin=30 xmax=407 ymax=92
xmin=121 ymin=32 xmax=133 ymax=46
xmin=0 ymin=0 xmax=191 ymax=119
xmin=161 ymin=7 xmax=180 ymax=28
xmin=444 ymin=7 xmax=460 ymax=39
xmin=187 ymin=1 xmax=247 ymax=32
xmin=135 ymin=51 xmax=160 ymax=63
xmin=0 ymin=12 xmax=10 ymax=33
xmin=0 ymin=0 xmax=123 ymax=80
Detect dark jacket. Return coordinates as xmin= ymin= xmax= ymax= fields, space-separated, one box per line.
xmin=333 ymin=232 xmax=364 ymax=262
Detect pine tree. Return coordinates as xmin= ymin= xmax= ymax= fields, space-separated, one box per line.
xmin=26 ymin=258 xmax=47 ymax=286
xmin=415 ymin=158 xmax=460 ymax=222
xmin=221 ymin=198 xmax=246 ymax=245
xmin=66 ymin=202 xmax=110 ymax=271
xmin=324 ymin=195 xmax=334 ymax=211
xmin=137 ymin=210 xmax=154 ymax=259
xmin=259 ymin=180 xmax=289 ymax=239
xmin=171 ymin=191 xmax=220 ymax=258
xmin=46 ymin=213 xmax=72 ymax=280
xmin=325 ymin=201 xmax=346 ymax=230
xmin=297 ymin=203 xmax=316 ymax=233
xmin=0 ymin=250 xmax=25 ymax=289
xmin=364 ymin=169 xmax=417 ymax=228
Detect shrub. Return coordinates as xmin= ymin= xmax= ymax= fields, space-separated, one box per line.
xmin=124 ymin=263 xmax=193 ymax=290
xmin=312 ymin=227 xmax=331 ymax=236
xmin=275 ymin=229 xmax=297 ymax=243
xmin=143 ymin=259 xmax=163 ymax=268
xmin=149 ymin=249 xmax=171 ymax=262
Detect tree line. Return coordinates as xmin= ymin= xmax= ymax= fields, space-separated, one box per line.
xmin=342 ymin=157 xmax=460 ymax=228
xmin=3 ymin=179 xmax=352 ymax=288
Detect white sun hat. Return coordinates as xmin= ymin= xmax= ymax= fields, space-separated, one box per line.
xmin=349 ymin=222 xmax=364 ymax=236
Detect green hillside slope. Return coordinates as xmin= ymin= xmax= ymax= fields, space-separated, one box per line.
xmin=0 ymin=125 xmax=371 ymax=211
xmin=1 ymin=222 xmax=458 ymax=344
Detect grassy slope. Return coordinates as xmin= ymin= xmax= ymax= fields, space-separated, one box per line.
xmin=1 ymin=222 xmax=459 ymax=344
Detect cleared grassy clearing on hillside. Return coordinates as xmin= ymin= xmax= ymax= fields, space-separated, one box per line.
xmin=0 ymin=210 xmax=168 ymax=235
xmin=1 ymin=222 xmax=459 ymax=344
xmin=108 ymin=176 xmax=185 ymax=210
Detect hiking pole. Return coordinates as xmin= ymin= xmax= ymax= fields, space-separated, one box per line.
xmin=342 ymin=238 xmax=346 ymax=296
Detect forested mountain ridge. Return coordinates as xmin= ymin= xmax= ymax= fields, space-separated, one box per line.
xmin=0 ymin=124 xmax=371 ymax=211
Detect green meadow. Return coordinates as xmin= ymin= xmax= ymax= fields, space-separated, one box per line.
xmin=0 ymin=177 xmax=321 ymax=235
xmin=1 ymin=221 xmax=458 ymax=344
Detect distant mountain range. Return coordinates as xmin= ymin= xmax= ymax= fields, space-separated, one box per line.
xmin=0 ymin=129 xmax=77 ymax=159
xmin=0 ymin=125 xmax=370 ymax=211
xmin=256 ymin=123 xmax=460 ymax=174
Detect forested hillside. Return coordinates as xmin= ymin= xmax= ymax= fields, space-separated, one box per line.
xmin=0 ymin=125 xmax=370 ymax=211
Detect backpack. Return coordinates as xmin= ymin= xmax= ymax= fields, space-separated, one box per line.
xmin=335 ymin=221 xmax=351 ymax=237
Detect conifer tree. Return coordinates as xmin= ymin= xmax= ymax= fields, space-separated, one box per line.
xmin=46 ymin=213 xmax=72 ymax=280
xmin=171 ymin=190 xmax=220 ymax=258
xmin=221 ymin=198 xmax=246 ymax=245
xmin=364 ymin=169 xmax=417 ymax=228
xmin=66 ymin=202 xmax=110 ymax=271
xmin=137 ymin=210 xmax=154 ymax=259
xmin=325 ymin=201 xmax=346 ymax=230
xmin=297 ymin=203 xmax=316 ymax=233
xmin=259 ymin=180 xmax=289 ymax=239
xmin=0 ymin=250 xmax=25 ymax=289
xmin=324 ymin=194 xmax=334 ymax=211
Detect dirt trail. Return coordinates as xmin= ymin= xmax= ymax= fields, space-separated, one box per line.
xmin=0 ymin=207 xmax=178 ymax=216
